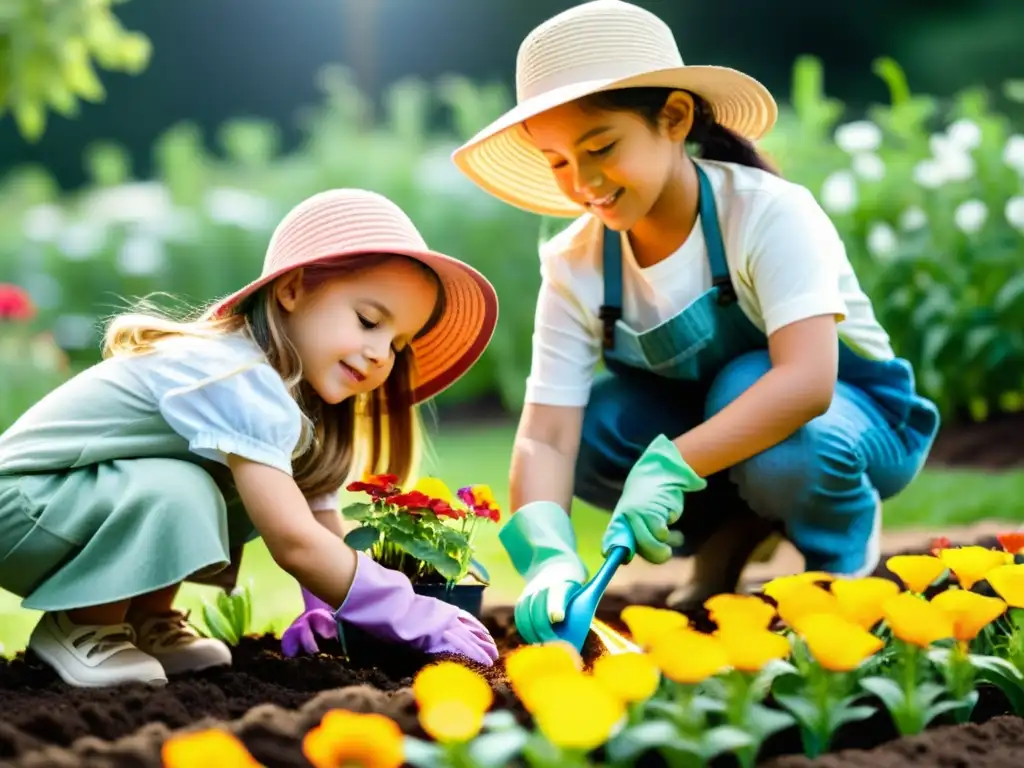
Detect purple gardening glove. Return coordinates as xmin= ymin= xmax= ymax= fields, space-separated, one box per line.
xmin=281 ymin=587 xmax=338 ymax=657
xmin=334 ymin=551 xmax=499 ymax=666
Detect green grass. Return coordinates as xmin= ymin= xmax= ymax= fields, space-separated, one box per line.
xmin=0 ymin=421 xmax=1022 ymax=656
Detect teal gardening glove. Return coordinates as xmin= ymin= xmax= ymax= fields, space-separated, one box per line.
xmin=601 ymin=434 xmax=708 ymax=564
xmin=499 ymin=500 xmax=588 ymax=644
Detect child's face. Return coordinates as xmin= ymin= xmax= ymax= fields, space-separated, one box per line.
xmin=524 ymin=93 xmax=691 ymax=230
xmin=276 ymin=258 xmax=439 ymax=404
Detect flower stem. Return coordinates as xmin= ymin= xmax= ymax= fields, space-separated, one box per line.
xmin=897 ymin=641 xmax=923 ymax=735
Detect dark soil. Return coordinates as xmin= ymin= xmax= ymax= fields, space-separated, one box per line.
xmin=0 ymin=532 xmax=1018 ymax=768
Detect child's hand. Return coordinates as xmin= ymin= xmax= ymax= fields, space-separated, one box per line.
xmin=281 ymin=587 xmax=338 ymax=657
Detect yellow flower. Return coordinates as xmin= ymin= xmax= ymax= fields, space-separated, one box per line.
xmin=762 ymin=572 xmax=836 ymax=601
xmin=411 ymin=477 xmax=455 ymax=503
xmin=774 ymin=582 xmax=841 ymax=628
xmin=792 ymin=612 xmax=884 ymax=672
xmin=930 ymin=589 xmax=1007 ymax=643
xmin=419 ymin=701 xmax=485 ymax=744
xmin=504 ymin=642 xmax=583 ymax=710
xmin=413 ymin=661 xmax=493 ymax=713
xmin=830 ymin=577 xmax=901 ymax=630
xmin=620 ymin=605 xmax=690 ymax=649
xmin=647 ymin=628 xmax=730 ymax=684
xmin=591 ymin=652 xmax=661 ymax=703
xmin=302 ymin=710 xmax=404 ymax=768
xmin=705 ymin=594 xmax=776 ymax=631
xmin=716 ymin=627 xmax=791 ymax=672
xmin=527 ymin=673 xmax=626 ymax=751
xmin=885 ymin=554 xmax=946 ymax=593
xmin=881 ymin=592 xmax=954 ymax=649
xmin=162 ymin=729 xmax=262 ymax=768
xmin=937 ymin=546 xmax=1009 ymax=591
xmin=986 ymin=564 xmax=1024 ymax=608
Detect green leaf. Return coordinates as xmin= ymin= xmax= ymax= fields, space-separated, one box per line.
xmin=606 ymin=720 xmax=693 ymax=763
xmin=830 ymin=703 xmax=877 ymax=730
xmin=968 ymin=654 xmax=1024 ymax=715
xmin=747 ymin=702 xmax=796 ymax=740
xmin=388 ymin=528 xmax=463 ymax=580
xmin=873 ymin=57 xmax=911 ymax=105
xmin=481 ymin=710 xmax=519 ymax=731
xmin=468 ymin=729 xmax=531 ymax=768
xmin=468 ymin=558 xmax=491 ymax=586
xmin=994 ymin=274 xmax=1024 ymax=318
xmin=341 ymin=502 xmax=373 ymax=521
xmin=401 ymin=736 xmax=443 ymax=768
xmin=774 ymin=692 xmax=820 ymax=733
xmin=344 ymin=525 xmax=380 ymax=551
xmin=699 ymin=725 xmax=755 ymax=759
xmin=201 ymin=601 xmax=240 ymax=645
xmin=859 ymin=676 xmax=907 ymax=711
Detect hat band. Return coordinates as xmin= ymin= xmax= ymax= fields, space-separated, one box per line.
xmin=517 ymin=57 xmax=683 ymax=103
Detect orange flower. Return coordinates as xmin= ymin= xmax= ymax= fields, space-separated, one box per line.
xmin=413 ymin=661 xmax=493 ymax=713
xmin=774 ymin=582 xmax=841 ymax=628
xmin=620 ymin=605 xmax=690 ymax=649
xmin=648 ymin=628 xmax=730 ymax=684
xmin=792 ymin=612 xmax=884 ymax=672
xmin=881 ymin=592 xmax=953 ymax=649
xmin=930 ymin=589 xmax=1007 ymax=643
xmin=762 ymin=572 xmax=836 ymax=602
xmin=504 ymin=642 xmax=583 ymax=710
xmin=162 ymin=729 xmax=262 ymax=768
xmin=527 ymin=672 xmax=626 ymax=751
xmin=937 ymin=546 xmax=1008 ymax=590
xmin=302 ymin=710 xmax=404 ymax=768
xmin=830 ymin=577 xmax=901 ymax=630
xmin=591 ymin=652 xmax=661 ymax=703
xmin=986 ymin=564 xmax=1024 ymax=608
xmin=998 ymin=533 xmax=1024 ymax=557
xmin=716 ymin=626 xmax=791 ymax=672
xmin=419 ymin=701 xmax=486 ymax=744
xmin=885 ymin=554 xmax=946 ymax=593
xmin=704 ymin=594 xmax=776 ymax=631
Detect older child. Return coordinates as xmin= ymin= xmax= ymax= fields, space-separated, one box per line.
xmin=0 ymin=188 xmax=500 ymax=685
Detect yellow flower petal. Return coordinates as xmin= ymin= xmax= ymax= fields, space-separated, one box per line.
xmin=528 ymin=673 xmax=626 ymax=751
xmin=162 ymin=730 xmax=262 ymax=768
xmin=716 ymin=627 xmax=791 ymax=672
xmin=620 ymin=605 xmax=690 ymax=649
xmin=647 ymin=628 xmax=730 ymax=684
xmin=705 ymin=594 xmax=776 ymax=631
xmin=774 ymin=582 xmax=841 ymax=628
xmin=411 ymin=477 xmax=454 ymax=503
xmin=830 ymin=577 xmax=901 ymax=630
xmin=937 ymin=546 xmax=1009 ymax=591
xmin=762 ymin=572 xmax=836 ymax=601
xmin=413 ymin=660 xmax=493 ymax=713
xmin=504 ymin=642 xmax=583 ymax=710
xmin=792 ymin=612 xmax=884 ymax=672
xmin=592 ymin=652 xmax=661 ymax=702
xmin=930 ymin=589 xmax=1007 ymax=643
xmin=419 ymin=701 xmax=484 ymax=743
xmin=986 ymin=564 xmax=1024 ymax=609
xmin=885 ymin=555 xmax=946 ymax=593
xmin=881 ymin=591 xmax=954 ymax=648
xmin=302 ymin=710 xmax=404 ymax=768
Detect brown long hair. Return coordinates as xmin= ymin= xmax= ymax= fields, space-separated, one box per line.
xmin=583 ymin=87 xmax=780 ymax=176
xmin=103 ymin=253 xmax=445 ymax=498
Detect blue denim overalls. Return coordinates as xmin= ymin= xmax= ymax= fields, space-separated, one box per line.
xmin=573 ymin=163 xmax=940 ymax=575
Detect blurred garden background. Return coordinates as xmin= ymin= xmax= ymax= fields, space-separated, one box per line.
xmin=0 ymin=0 xmax=1023 ymax=653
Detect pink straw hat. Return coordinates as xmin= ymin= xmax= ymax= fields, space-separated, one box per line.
xmin=206 ymin=188 xmax=499 ymax=404
xmin=452 ymin=0 xmax=778 ymax=218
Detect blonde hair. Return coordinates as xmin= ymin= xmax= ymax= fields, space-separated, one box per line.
xmin=103 ymin=254 xmax=443 ymax=497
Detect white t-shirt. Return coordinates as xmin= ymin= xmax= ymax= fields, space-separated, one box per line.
xmin=525 ymin=158 xmax=893 ymax=408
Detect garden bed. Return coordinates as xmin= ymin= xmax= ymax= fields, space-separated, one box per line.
xmin=0 ymin=531 xmax=1020 ymax=768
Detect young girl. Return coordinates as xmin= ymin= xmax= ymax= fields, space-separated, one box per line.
xmin=452 ymin=0 xmax=941 ymax=644
xmin=0 ymin=188 xmax=500 ymax=686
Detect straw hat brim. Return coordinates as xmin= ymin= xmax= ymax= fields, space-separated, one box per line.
xmin=452 ymin=65 xmax=778 ymax=218
xmin=205 ymin=247 xmax=499 ymax=405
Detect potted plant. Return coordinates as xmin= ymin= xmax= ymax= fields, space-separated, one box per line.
xmin=340 ymin=473 xmax=501 ymax=617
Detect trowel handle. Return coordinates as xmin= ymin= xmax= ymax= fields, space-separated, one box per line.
xmin=584 ymin=545 xmax=630 ymax=596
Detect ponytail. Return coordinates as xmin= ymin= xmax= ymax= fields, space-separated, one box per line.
xmin=583 ymin=87 xmax=779 ymax=176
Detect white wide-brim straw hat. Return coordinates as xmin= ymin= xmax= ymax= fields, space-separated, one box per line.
xmin=207 ymin=189 xmax=499 ymax=404
xmin=452 ymin=0 xmax=778 ymax=218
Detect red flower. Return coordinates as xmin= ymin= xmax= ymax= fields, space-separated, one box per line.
xmin=346 ymin=473 xmax=399 ymax=498
xmin=456 ymin=485 xmax=501 ymax=523
xmin=0 ymin=284 xmax=35 ymax=321
xmin=389 ymin=491 xmax=433 ymax=511
xmin=430 ymin=500 xmax=465 ymax=520
xmin=930 ymin=536 xmax=952 ymax=556
xmin=998 ymin=532 xmax=1024 ymax=556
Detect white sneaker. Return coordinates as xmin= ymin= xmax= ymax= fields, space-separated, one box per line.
xmin=843 ymin=493 xmax=883 ymax=579
xmin=29 ymin=612 xmax=167 ymax=688
xmin=130 ymin=610 xmax=232 ymax=675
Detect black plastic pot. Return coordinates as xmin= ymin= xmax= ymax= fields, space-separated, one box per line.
xmin=413 ymin=582 xmax=486 ymax=618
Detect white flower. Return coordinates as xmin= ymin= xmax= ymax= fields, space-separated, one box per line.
xmin=834 ymin=121 xmax=882 ymax=154
xmin=83 ymin=181 xmax=174 ymax=227
xmin=899 ymin=206 xmax=927 ymax=231
xmin=946 ymin=119 xmax=982 ymax=151
xmin=820 ymin=170 xmax=858 ymax=214
xmin=852 ymin=153 xmax=886 ymax=181
xmin=57 ymin=220 xmax=107 ymax=260
xmin=1005 ymin=196 xmax=1024 ymax=231
xmin=912 ymin=160 xmax=946 ymax=189
xmin=204 ymin=188 xmax=276 ymax=231
xmin=22 ymin=204 xmax=64 ymax=243
xmin=116 ymin=234 xmax=166 ymax=276
xmin=937 ymin=150 xmax=975 ymax=182
xmin=866 ymin=222 xmax=898 ymax=260
xmin=1004 ymin=135 xmax=1024 ymax=174
xmin=954 ymin=199 xmax=988 ymax=234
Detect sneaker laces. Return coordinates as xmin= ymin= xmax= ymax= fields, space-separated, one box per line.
xmin=136 ymin=610 xmax=200 ymax=650
xmin=66 ymin=622 xmax=138 ymax=662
